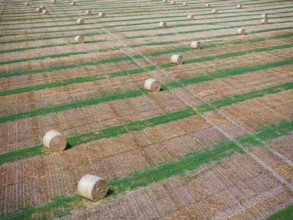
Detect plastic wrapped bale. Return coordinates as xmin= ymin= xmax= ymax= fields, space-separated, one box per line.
xmin=163 ymin=0 xmax=168 ymax=3
xmin=71 ymin=2 xmax=76 ymax=6
xmin=25 ymin=2 xmax=30 ymax=6
xmin=261 ymin=18 xmax=268 ymax=24
xmin=191 ymin=41 xmax=200 ymax=49
xmin=43 ymin=130 xmax=67 ymax=152
xmin=261 ymin=14 xmax=268 ymax=19
xmin=206 ymin=3 xmax=210 ymax=7
xmin=98 ymin=12 xmax=105 ymax=17
xmin=77 ymin=18 xmax=85 ymax=24
xmin=236 ymin=28 xmax=245 ymax=35
xmin=52 ymin=0 xmax=57 ymax=3
xmin=36 ymin=7 xmax=42 ymax=12
xmin=40 ymin=5 xmax=46 ymax=9
xmin=85 ymin=10 xmax=92 ymax=15
xmin=171 ymin=54 xmax=183 ymax=64
xmin=78 ymin=174 xmax=108 ymax=201
xmin=144 ymin=78 xmax=161 ymax=92
xmin=159 ymin=21 xmax=167 ymax=28
xmin=182 ymin=2 xmax=188 ymax=6
xmin=75 ymin=36 xmax=85 ymax=43
xmin=187 ymin=15 xmax=194 ymax=20
xmin=42 ymin=9 xmax=49 ymax=15
xmin=170 ymin=1 xmax=176 ymax=5
xmin=212 ymin=9 xmax=218 ymax=14
xmin=236 ymin=4 xmax=242 ymax=8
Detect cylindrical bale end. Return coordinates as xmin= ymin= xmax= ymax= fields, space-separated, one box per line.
xmin=25 ymin=2 xmax=30 ymax=6
xmin=36 ymin=7 xmax=42 ymax=12
xmin=42 ymin=10 xmax=49 ymax=15
xmin=261 ymin=18 xmax=268 ymax=24
xmin=206 ymin=3 xmax=210 ymax=7
xmin=77 ymin=18 xmax=85 ymax=24
xmin=261 ymin=14 xmax=268 ymax=19
xmin=43 ymin=130 xmax=67 ymax=152
xmin=98 ymin=12 xmax=105 ymax=17
xmin=159 ymin=21 xmax=167 ymax=28
xmin=75 ymin=36 xmax=85 ymax=43
xmin=85 ymin=10 xmax=92 ymax=15
xmin=236 ymin=4 xmax=242 ymax=8
xmin=171 ymin=54 xmax=183 ymax=64
xmin=78 ymin=174 xmax=108 ymax=201
xmin=212 ymin=9 xmax=218 ymax=14
xmin=144 ymin=78 xmax=161 ymax=92
xmin=236 ymin=28 xmax=245 ymax=35
xmin=170 ymin=1 xmax=176 ymax=5
xmin=187 ymin=15 xmax=194 ymax=20
xmin=191 ymin=41 xmax=201 ymax=49
xmin=182 ymin=2 xmax=188 ymax=6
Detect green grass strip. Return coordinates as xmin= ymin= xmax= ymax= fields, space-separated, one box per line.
xmin=266 ymin=204 xmax=293 ymax=220
xmin=2 ymin=119 xmax=292 ymax=220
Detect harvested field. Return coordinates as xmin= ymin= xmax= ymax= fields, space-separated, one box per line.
xmin=0 ymin=0 xmax=292 ymax=219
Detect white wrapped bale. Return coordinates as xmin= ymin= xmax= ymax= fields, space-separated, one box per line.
xmin=171 ymin=54 xmax=183 ymax=64
xmin=43 ymin=130 xmax=67 ymax=152
xmin=71 ymin=2 xmax=76 ymax=6
xmin=52 ymin=0 xmax=57 ymax=3
xmin=42 ymin=9 xmax=49 ymax=15
xmin=236 ymin=28 xmax=245 ymax=35
xmin=212 ymin=9 xmax=218 ymax=14
xmin=40 ymin=5 xmax=46 ymax=9
xmin=85 ymin=10 xmax=92 ymax=15
xmin=77 ymin=18 xmax=85 ymax=24
xmin=25 ymin=2 xmax=30 ymax=6
xmin=182 ymin=2 xmax=188 ymax=6
xmin=75 ymin=36 xmax=85 ymax=43
xmin=159 ymin=21 xmax=167 ymax=28
xmin=163 ymin=0 xmax=168 ymax=3
xmin=191 ymin=41 xmax=200 ymax=49
xmin=261 ymin=14 xmax=268 ymax=19
xmin=98 ymin=12 xmax=105 ymax=17
xmin=36 ymin=7 xmax=42 ymax=12
xmin=206 ymin=3 xmax=210 ymax=7
xmin=187 ymin=15 xmax=194 ymax=20
xmin=261 ymin=18 xmax=268 ymax=24
xmin=144 ymin=78 xmax=161 ymax=92
xmin=170 ymin=1 xmax=176 ymax=5
xmin=78 ymin=174 xmax=108 ymax=201
xmin=236 ymin=4 xmax=242 ymax=9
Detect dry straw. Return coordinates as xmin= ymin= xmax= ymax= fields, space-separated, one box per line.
xmin=85 ymin=10 xmax=92 ymax=15
xmin=187 ymin=15 xmax=194 ymax=20
xmin=43 ymin=130 xmax=67 ymax=152
xmin=191 ymin=41 xmax=201 ymax=49
xmin=237 ymin=28 xmax=245 ymax=35
xmin=144 ymin=78 xmax=161 ymax=92
xmin=171 ymin=54 xmax=183 ymax=64
xmin=75 ymin=36 xmax=85 ymax=43
xmin=78 ymin=174 xmax=108 ymax=201
xmin=159 ymin=21 xmax=167 ymax=28
xmin=77 ymin=18 xmax=85 ymax=24
xmin=98 ymin=12 xmax=105 ymax=17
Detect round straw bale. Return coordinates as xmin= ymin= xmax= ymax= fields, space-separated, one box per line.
xmin=159 ymin=21 xmax=167 ymax=28
xmin=163 ymin=0 xmax=168 ymax=3
xmin=261 ymin=18 xmax=268 ymax=24
xmin=25 ymin=2 xmax=30 ymax=6
xmin=191 ymin=41 xmax=200 ymax=49
xmin=43 ymin=130 xmax=67 ymax=152
xmin=85 ymin=10 xmax=92 ymax=15
xmin=187 ymin=15 xmax=194 ymax=20
xmin=236 ymin=4 xmax=242 ymax=8
xmin=40 ymin=5 xmax=46 ymax=9
xmin=71 ymin=2 xmax=76 ymax=6
xmin=236 ymin=28 xmax=245 ymax=35
xmin=212 ymin=9 xmax=218 ymax=14
xmin=77 ymin=18 xmax=85 ymax=24
xmin=98 ymin=12 xmax=105 ymax=17
xmin=42 ymin=9 xmax=49 ymax=15
xmin=36 ymin=7 xmax=42 ymax=12
xmin=182 ymin=2 xmax=188 ymax=6
xmin=171 ymin=54 xmax=183 ymax=64
xmin=144 ymin=78 xmax=161 ymax=92
xmin=52 ymin=0 xmax=57 ymax=3
xmin=206 ymin=3 xmax=210 ymax=7
xmin=75 ymin=35 xmax=85 ymax=43
xmin=78 ymin=174 xmax=108 ymax=201
xmin=170 ymin=1 xmax=176 ymax=5
xmin=261 ymin=14 xmax=268 ymax=19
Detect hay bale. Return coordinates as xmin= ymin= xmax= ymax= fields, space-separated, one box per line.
xmin=182 ymin=2 xmax=188 ymax=6
xmin=191 ymin=41 xmax=200 ymax=49
xmin=43 ymin=130 xmax=67 ymax=152
xmin=206 ymin=3 xmax=210 ymax=7
xmin=261 ymin=14 xmax=268 ymax=19
xmin=78 ymin=174 xmax=108 ymax=201
xmin=144 ymin=78 xmax=161 ymax=92
xmin=40 ymin=5 xmax=46 ymax=9
xmin=170 ymin=1 xmax=176 ymax=4
xmin=42 ymin=9 xmax=49 ymax=15
xmin=36 ymin=7 xmax=42 ymax=12
xmin=85 ymin=10 xmax=92 ymax=15
xmin=77 ymin=18 xmax=85 ymax=25
xmin=212 ymin=9 xmax=218 ymax=14
xmin=75 ymin=36 xmax=85 ymax=43
xmin=236 ymin=4 xmax=242 ymax=8
xmin=236 ymin=28 xmax=245 ymax=35
xmin=25 ymin=2 xmax=30 ymax=6
xmin=71 ymin=2 xmax=76 ymax=6
xmin=187 ymin=15 xmax=194 ymax=20
xmin=52 ymin=0 xmax=57 ymax=3
xmin=261 ymin=18 xmax=268 ymax=24
xmin=171 ymin=54 xmax=183 ymax=64
xmin=159 ymin=21 xmax=167 ymax=28
xmin=163 ymin=0 xmax=168 ymax=3
xmin=98 ymin=12 xmax=105 ymax=17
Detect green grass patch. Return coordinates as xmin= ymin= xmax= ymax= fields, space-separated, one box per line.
xmin=266 ymin=204 xmax=293 ymax=220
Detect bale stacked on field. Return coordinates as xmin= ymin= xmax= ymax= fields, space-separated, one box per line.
xmin=52 ymin=0 xmax=57 ymax=3
xmin=42 ymin=10 xmax=49 ymax=15
xmin=163 ymin=0 xmax=168 ymax=3
xmin=187 ymin=15 xmax=194 ymax=20
xmin=236 ymin=28 xmax=245 ymax=35
xmin=212 ymin=9 xmax=218 ymax=14
xmin=170 ymin=1 xmax=176 ymax=4
xmin=85 ymin=10 xmax=92 ymax=15
xmin=261 ymin=14 xmax=268 ymax=19
xmin=36 ymin=7 xmax=42 ymax=12
xmin=144 ymin=79 xmax=161 ymax=92
xmin=159 ymin=21 xmax=167 ymax=28
xmin=98 ymin=12 xmax=105 ymax=17
xmin=25 ymin=2 xmax=30 ymax=6
xmin=71 ymin=2 xmax=76 ymax=6
xmin=77 ymin=18 xmax=85 ymax=24
xmin=171 ymin=54 xmax=183 ymax=64
xmin=40 ymin=5 xmax=46 ymax=9
xmin=191 ymin=41 xmax=200 ymax=49
xmin=182 ymin=2 xmax=188 ymax=6
xmin=75 ymin=36 xmax=85 ymax=43
xmin=261 ymin=18 xmax=268 ymax=24
xmin=206 ymin=3 xmax=210 ymax=7
xmin=236 ymin=4 xmax=242 ymax=8
xmin=43 ymin=130 xmax=67 ymax=152
xmin=78 ymin=174 xmax=108 ymax=201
